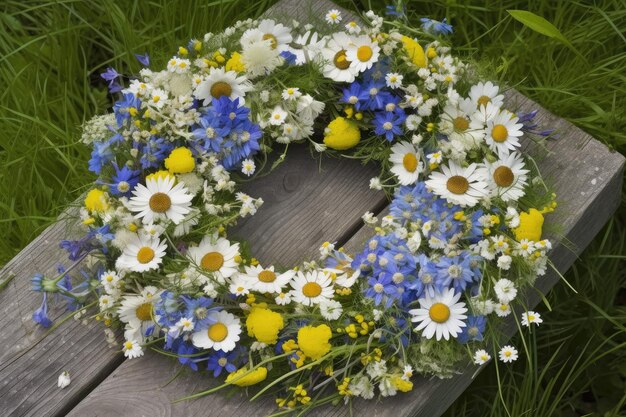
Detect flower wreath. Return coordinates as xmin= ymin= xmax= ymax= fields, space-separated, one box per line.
xmin=32 ymin=6 xmax=558 ymax=414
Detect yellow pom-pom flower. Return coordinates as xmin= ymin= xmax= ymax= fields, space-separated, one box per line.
xmin=84 ymin=189 xmax=108 ymax=213
xmin=297 ymin=324 xmax=332 ymax=360
xmin=225 ymin=367 xmax=268 ymax=386
xmin=225 ymin=52 xmax=245 ymax=73
xmin=323 ymin=117 xmax=360 ymax=150
xmin=392 ymin=376 xmax=413 ymax=392
xmin=164 ymin=147 xmax=195 ymax=174
xmin=401 ymin=36 xmax=427 ymax=68
xmin=246 ymin=307 xmax=284 ymax=344
xmin=514 ymin=208 xmax=544 ymax=242
xmin=145 ymin=170 xmax=174 ymax=182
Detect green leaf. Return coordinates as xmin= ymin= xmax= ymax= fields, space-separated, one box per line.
xmin=507 ymin=9 xmax=571 ymax=47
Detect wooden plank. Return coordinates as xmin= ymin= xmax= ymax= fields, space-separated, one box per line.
xmin=65 ymin=86 xmax=623 ymax=417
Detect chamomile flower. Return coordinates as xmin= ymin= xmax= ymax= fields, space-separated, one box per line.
xmin=281 ymin=87 xmax=301 ymax=101
xmin=473 ymin=349 xmax=491 ymax=365
xmin=191 ymin=310 xmax=241 ymax=352
xmin=242 ymin=19 xmax=293 ymax=52
xmin=469 ymin=81 xmax=504 ymax=109
xmin=409 ymin=288 xmax=468 ymax=341
xmin=240 ymin=37 xmax=282 ymax=78
xmin=499 ymin=345 xmax=518 ymax=363
xmin=425 ymin=161 xmax=488 ymax=207
xmin=229 ymin=275 xmax=251 ymax=296
xmin=194 ymin=67 xmax=253 ymax=106
xmin=389 ymin=141 xmax=423 ymax=185
xmin=495 ymin=302 xmax=512 ymax=317
xmin=123 ymin=340 xmax=144 ymax=359
xmin=385 ymin=72 xmax=403 ymax=89
xmin=115 ymin=234 xmax=167 ymax=273
xmin=480 ymin=152 xmax=529 ymax=202
xmin=187 ymin=235 xmax=239 ymax=281
xmin=290 ymin=270 xmax=334 ymax=306
xmin=242 ymin=265 xmax=295 ymax=293
xmin=325 ymin=9 xmax=342 ymax=24
xmin=345 ymin=21 xmax=361 ymax=34
xmin=147 ymin=88 xmax=168 ymax=110
xmin=521 ymin=311 xmax=543 ymax=327
xmin=345 ymin=35 xmax=380 ymax=73
xmin=118 ymin=286 xmax=161 ymax=340
xmin=319 ymin=299 xmax=343 ymax=320
xmin=128 ymin=176 xmax=193 ymax=225
xmin=485 ymin=110 xmax=524 ymax=156
xmin=241 ymin=158 xmax=256 ymax=176
xmin=321 ymin=32 xmax=357 ymax=83
xmin=269 ymin=106 xmax=288 ymax=125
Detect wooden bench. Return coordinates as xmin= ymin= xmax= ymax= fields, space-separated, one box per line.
xmin=0 ymin=0 xmax=623 ymax=416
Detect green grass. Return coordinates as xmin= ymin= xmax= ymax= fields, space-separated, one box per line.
xmin=1 ymin=0 xmax=625 ymax=415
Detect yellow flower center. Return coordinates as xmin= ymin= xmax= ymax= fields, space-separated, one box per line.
xmin=402 ymin=153 xmax=418 ymax=173
xmin=124 ymin=341 xmax=134 ymax=349
xmin=493 ymin=166 xmax=514 ymax=187
xmin=356 ymin=45 xmax=373 ymax=62
xmin=149 ymin=192 xmax=171 ymax=213
xmin=477 ymin=95 xmax=491 ymax=106
xmin=135 ymin=302 xmax=153 ymax=321
xmin=136 ymin=247 xmax=155 ymax=264
xmin=504 ymin=351 xmax=512 ymax=357
xmin=258 ymin=270 xmax=277 ymax=283
xmin=201 ymin=252 xmax=224 ymax=271
xmin=446 ymin=175 xmax=469 ymax=195
xmin=453 ymin=116 xmax=469 ymax=132
xmin=429 ymin=303 xmax=450 ymax=323
xmin=302 ymin=282 xmax=322 ymax=298
xmin=333 ymin=50 xmax=351 ymax=70
xmin=208 ymin=322 xmax=228 ymax=342
xmin=528 ymin=315 xmax=535 ymax=321
xmin=262 ymin=33 xmax=278 ymax=49
xmin=491 ymin=124 xmax=508 ymax=143
xmin=210 ymin=81 xmax=233 ymax=99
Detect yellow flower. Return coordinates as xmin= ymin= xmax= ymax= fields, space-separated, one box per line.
xmin=401 ymin=36 xmax=426 ymax=68
xmin=514 ymin=208 xmax=544 ymax=242
xmin=246 ymin=307 xmax=284 ymax=344
xmin=297 ymin=324 xmax=332 ymax=360
xmin=84 ymin=189 xmax=108 ymax=213
xmin=145 ymin=170 xmax=174 ymax=182
xmin=225 ymin=367 xmax=268 ymax=386
xmin=392 ymin=376 xmax=413 ymax=392
xmin=225 ymin=52 xmax=245 ymax=73
xmin=164 ymin=147 xmax=195 ymax=174
xmin=323 ymin=117 xmax=360 ymax=150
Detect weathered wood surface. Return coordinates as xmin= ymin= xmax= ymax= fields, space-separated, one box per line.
xmin=1 ymin=0 xmax=624 ymax=416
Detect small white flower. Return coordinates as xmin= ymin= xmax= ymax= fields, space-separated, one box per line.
xmin=320 ymin=299 xmax=343 ymax=320
xmin=494 ymin=278 xmax=517 ymax=303
xmin=123 ymin=340 xmax=144 ymax=359
xmin=402 ymin=365 xmax=414 ymax=380
xmin=495 ymin=302 xmax=512 ymax=317
xmin=57 ymin=371 xmax=71 ymax=389
xmin=259 ymin=90 xmax=270 ymax=102
xmin=362 ymin=211 xmax=378 ymax=225
xmin=473 ymin=349 xmax=491 ymax=365
xmin=499 ymin=345 xmax=518 ymax=363
xmin=497 ymin=255 xmax=512 ymax=270
xmin=385 ymin=72 xmax=403 ymax=89
xmin=345 ymin=20 xmax=361 ymax=34
xmin=369 ymin=177 xmax=382 ymax=190
xmin=274 ymin=291 xmax=292 ymax=305
xmin=325 ymin=9 xmax=342 ymax=24
xmin=521 ymin=311 xmax=543 ymax=327
xmin=281 ymin=87 xmax=301 ymax=101
xmin=269 ymin=106 xmax=288 ymax=125
xmin=241 ymin=158 xmax=256 ymax=176
xmin=427 ymin=151 xmax=443 ymax=164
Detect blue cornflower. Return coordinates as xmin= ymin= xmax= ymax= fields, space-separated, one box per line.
xmin=373 ymin=110 xmax=406 ymax=141
xmin=362 ymin=59 xmax=390 ymax=84
xmin=341 ymin=82 xmax=369 ymax=110
xmin=136 ymin=137 xmax=174 ymax=170
xmin=33 ymin=293 xmax=52 ymax=328
xmin=416 ymin=254 xmax=445 ymax=297
xmin=212 ymin=97 xmax=250 ymax=129
xmin=280 ymin=50 xmax=297 ymax=64
xmin=457 ymin=315 xmax=486 ymax=344
xmin=100 ymin=67 xmax=123 ymax=92
xmin=107 ymin=162 xmax=140 ymax=197
xmin=385 ymin=5 xmax=406 ymax=18
xmin=365 ymin=274 xmax=397 ymax=307
xmin=221 ymin=120 xmax=262 ymax=170
xmin=207 ymin=350 xmax=238 ymax=377
xmin=32 ymin=273 xmax=44 ymax=292
xmin=436 ymin=252 xmax=476 ymax=293
xmin=518 ymin=110 xmax=556 ymax=137
xmin=134 ymin=53 xmax=150 ymax=67
xmin=420 ymin=18 xmax=453 ymax=35
xmin=112 ymin=93 xmax=141 ymax=127
xmin=192 ymin=113 xmax=228 ymax=153
xmin=88 ymin=140 xmax=114 ymax=175
xmin=362 ymin=81 xmax=395 ymax=110
xmin=182 ymin=295 xmax=219 ymax=329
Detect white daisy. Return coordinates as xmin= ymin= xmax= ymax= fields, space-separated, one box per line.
xmin=269 ymin=106 xmax=288 ymax=125
xmin=345 ymin=21 xmax=361 ymax=34
xmin=409 ymin=288 xmax=468 ymax=341
xmin=187 ymin=234 xmax=240 ymax=282
xmin=115 ymin=234 xmax=167 ymax=273
xmin=241 ymin=37 xmax=283 ymax=78
xmin=385 ymin=72 xmax=403 ymax=89
xmin=242 ymin=265 xmax=295 ymax=294
xmin=123 ymin=340 xmax=144 ymax=359
xmin=241 ymin=158 xmax=256 ymax=176
xmin=320 ymin=299 xmax=343 ymax=320
xmin=281 ymin=87 xmax=301 ymax=101
xmin=470 ymin=101 xmax=500 ymax=126
xmin=473 ymin=349 xmax=492 ymax=365
xmin=147 ymin=88 xmax=168 ymax=110
xmin=521 ymin=311 xmax=543 ymax=327
xmin=275 ymin=291 xmax=292 ymax=306
xmin=345 ymin=35 xmax=380 ymax=73
xmin=289 ymin=270 xmax=334 ymax=306
xmin=128 ymin=176 xmax=193 ymax=225
xmin=325 ymin=9 xmax=342 ymax=24
xmin=321 ymin=32 xmax=357 ymax=83
xmin=480 ymin=152 xmax=529 ymax=202
xmin=228 ymin=275 xmax=251 ymax=296
xmin=193 ymin=67 xmax=252 ymax=106
xmin=485 ymin=110 xmax=524 ymax=156
xmin=499 ymin=345 xmax=518 ymax=363
xmin=389 ymin=141 xmax=423 ymax=185
xmin=191 ymin=310 xmax=241 ymax=352
xmin=495 ymin=302 xmax=512 ymax=317
xmin=425 ymin=161 xmax=488 ymax=207
xmin=118 ymin=286 xmax=161 ymax=340
xmin=439 ymin=98 xmax=485 ymax=151
xmin=494 ymin=278 xmax=517 ymax=303
xmin=469 ymin=81 xmax=504 ymax=109
xmin=288 ymin=30 xmax=325 ymax=65
xmin=241 ymin=19 xmax=293 ymax=52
